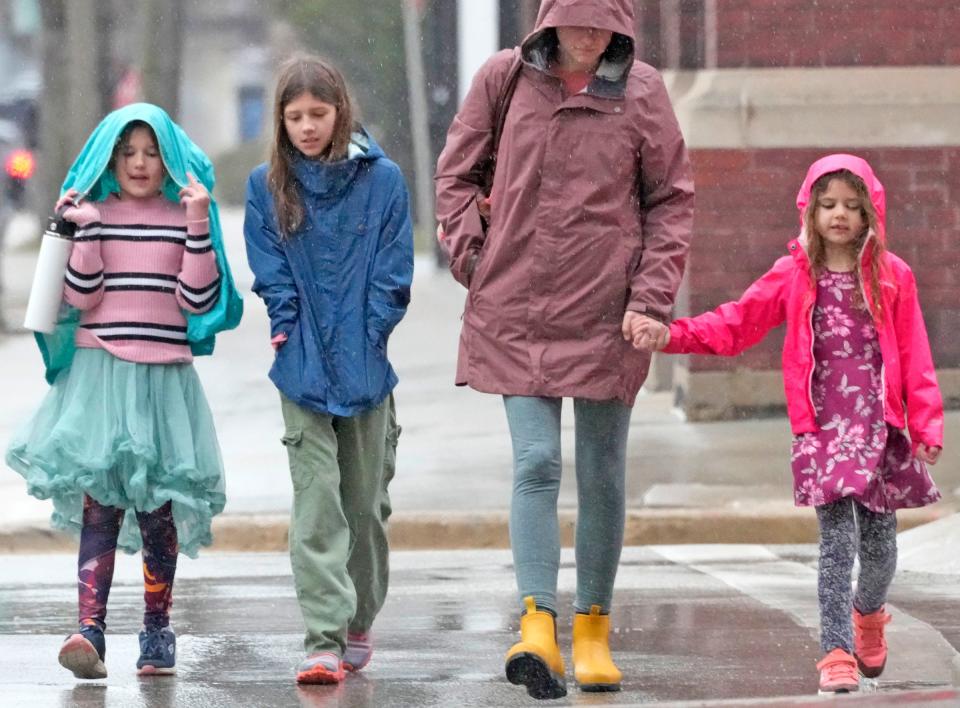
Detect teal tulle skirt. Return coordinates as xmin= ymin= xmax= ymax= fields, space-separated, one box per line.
xmin=5 ymin=348 xmax=225 ymax=557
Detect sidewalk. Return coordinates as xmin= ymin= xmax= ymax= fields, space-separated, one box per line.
xmin=1 ymin=208 xmax=957 ymax=552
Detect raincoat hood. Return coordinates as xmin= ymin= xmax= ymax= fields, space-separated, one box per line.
xmin=796 ymin=153 xmax=887 ymax=238
xmin=291 ymin=129 xmax=385 ymax=199
xmin=668 ymin=152 xmax=942 ymax=454
xmin=522 ymin=0 xmax=635 ymax=86
xmin=37 ymin=102 xmax=243 ymax=383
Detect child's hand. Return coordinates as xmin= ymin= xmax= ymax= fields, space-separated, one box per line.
xmin=57 ymin=191 xmax=100 ymax=227
xmin=54 ymin=188 xmax=80 ymax=214
xmin=623 ymin=311 xmax=669 ymax=352
xmin=179 ymin=172 xmax=211 ymax=222
xmin=916 ymin=443 xmax=941 ymax=465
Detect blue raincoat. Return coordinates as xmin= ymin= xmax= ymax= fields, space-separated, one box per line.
xmin=36 ymin=103 xmax=243 ymax=383
xmin=243 ymin=131 xmax=413 ymax=417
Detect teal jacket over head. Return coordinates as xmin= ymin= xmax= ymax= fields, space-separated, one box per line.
xmin=36 ymin=102 xmax=243 ymax=382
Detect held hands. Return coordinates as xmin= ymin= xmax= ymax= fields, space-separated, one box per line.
xmin=916 ymin=443 xmax=942 ymax=465
xmin=623 ymin=311 xmax=670 ymax=352
xmin=179 ymin=172 xmax=211 ymax=222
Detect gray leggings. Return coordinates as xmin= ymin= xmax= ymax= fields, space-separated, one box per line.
xmin=503 ymin=395 xmax=632 ymax=615
xmin=816 ymin=498 xmax=897 ymax=654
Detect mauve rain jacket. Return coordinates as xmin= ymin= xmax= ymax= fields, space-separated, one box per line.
xmin=435 ymin=0 xmax=695 ymax=405
xmin=664 ymin=154 xmax=944 ymax=454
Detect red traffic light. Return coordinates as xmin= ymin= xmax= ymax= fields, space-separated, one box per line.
xmin=5 ymin=149 xmax=35 ymax=180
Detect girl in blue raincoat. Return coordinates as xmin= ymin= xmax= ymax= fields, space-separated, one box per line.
xmin=6 ymin=103 xmax=242 ymax=680
xmin=243 ymin=55 xmax=413 ymax=684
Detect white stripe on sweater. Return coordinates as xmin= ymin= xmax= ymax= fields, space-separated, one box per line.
xmin=178 ymin=282 xmax=220 ymax=305
xmin=104 ymin=274 xmax=177 ymax=290
xmin=65 ymin=269 xmax=104 ymax=288
xmin=186 ymin=237 xmax=212 ymax=251
xmin=83 ymin=324 xmax=188 ymax=341
xmin=98 ymin=226 xmax=187 ymax=241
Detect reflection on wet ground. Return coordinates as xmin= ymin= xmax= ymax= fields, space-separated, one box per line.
xmin=0 ymin=548 xmax=956 ymax=707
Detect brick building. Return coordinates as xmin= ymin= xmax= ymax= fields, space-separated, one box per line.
xmin=493 ymin=1 xmax=960 ymax=419
xmin=656 ymin=1 xmax=960 ymax=419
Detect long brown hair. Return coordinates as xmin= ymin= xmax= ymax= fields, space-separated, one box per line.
xmin=803 ymin=169 xmax=886 ymax=320
xmin=268 ymin=54 xmax=355 ymax=236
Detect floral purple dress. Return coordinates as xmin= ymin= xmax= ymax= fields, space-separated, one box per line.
xmin=791 ymin=270 xmax=940 ymax=512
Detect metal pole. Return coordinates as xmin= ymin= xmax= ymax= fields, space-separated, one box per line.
xmin=703 ymin=0 xmax=718 ymax=69
xmin=659 ymin=0 xmax=681 ymax=70
xmin=402 ymin=0 xmax=436 ymax=237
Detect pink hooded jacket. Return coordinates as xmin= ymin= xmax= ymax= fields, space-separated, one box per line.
xmin=664 ymin=154 xmax=944 ymax=453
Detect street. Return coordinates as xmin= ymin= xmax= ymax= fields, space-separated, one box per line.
xmin=0 ymin=545 xmax=958 ymax=707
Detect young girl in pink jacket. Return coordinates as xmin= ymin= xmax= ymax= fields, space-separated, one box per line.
xmin=632 ymin=154 xmax=942 ymax=694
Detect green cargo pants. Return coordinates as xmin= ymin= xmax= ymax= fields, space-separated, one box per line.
xmin=280 ymin=392 xmax=398 ymax=656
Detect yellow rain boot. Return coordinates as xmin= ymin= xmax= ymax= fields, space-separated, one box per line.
xmin=572 ymin=605 xmax=622 ymax=692
xmin=504 ymin=596 xmax=567 ymax=699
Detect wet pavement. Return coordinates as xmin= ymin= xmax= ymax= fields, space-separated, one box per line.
xmin=2 ymin=211 xmax=960 ymax=707
xmin=0 ymin=546 xmax=957 ymax=707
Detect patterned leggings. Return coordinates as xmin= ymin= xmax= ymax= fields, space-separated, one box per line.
xmin=78 ymin=494 xmax=179 ymax=631
xmin=816 ymin=498 xmax=897 ymax=654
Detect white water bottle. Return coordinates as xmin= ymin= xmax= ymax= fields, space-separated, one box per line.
xmin=23 ymin=215 xmax=76 ymax=333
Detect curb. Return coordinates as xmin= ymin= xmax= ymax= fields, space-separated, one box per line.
xmin=0 ymin=505 xmax=954 ymax=553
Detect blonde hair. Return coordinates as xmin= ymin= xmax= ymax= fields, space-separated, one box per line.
xmin=803 ymin=169 xmax=885 ymax=320
xmin=268 ymin=54 xmax=355 ymax=236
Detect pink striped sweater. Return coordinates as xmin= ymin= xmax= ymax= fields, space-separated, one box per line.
xmin=63 ymin=193 xmax=220 ymax=364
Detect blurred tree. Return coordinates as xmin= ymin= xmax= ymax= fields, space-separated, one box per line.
xmin=38 ymin=0 xmax=108 ymax=207
xmin=140 ymin=0 xmax=184 ymax=119
xmin=273 ymin=0 xmax=413 ymax=205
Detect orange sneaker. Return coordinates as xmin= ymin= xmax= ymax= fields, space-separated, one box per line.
xmin=853 ymin=606 xmax=892 ymax=678
xmin=816 ymin=648 xmax=859 ymax=694
xmin=296 ymin=652 xmax=345 ymax=684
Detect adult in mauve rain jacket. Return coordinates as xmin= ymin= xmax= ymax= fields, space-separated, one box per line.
xmin=436 ymin=0 xmax=694 ymax=406
xmin=664 ymin=153 xmax=943 ymax=455
xmin=435 ymin=0 xmax=695 ymax=697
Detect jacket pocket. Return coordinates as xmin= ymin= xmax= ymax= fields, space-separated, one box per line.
xmin=272 ymin=312 xmax=321 ymax=405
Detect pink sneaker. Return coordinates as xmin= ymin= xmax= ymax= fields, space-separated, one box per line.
xmin=816 ymin=648 xmax=859 ymax=694
xmin=343 ymin=631 xmax=373 ymax=672
xmin=853 ymin=606 xmax=892 ymax=678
